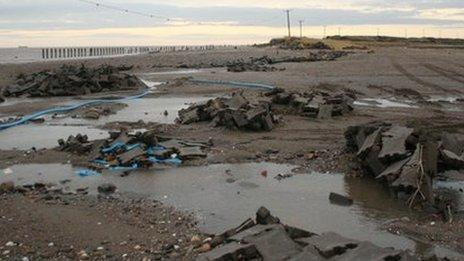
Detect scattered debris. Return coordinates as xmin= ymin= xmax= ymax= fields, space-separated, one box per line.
xmin=0 ymin=182 xmax=15 ymax=194
xmin=269 ymin=37 xmax=333 ymax=50
xmin=196 ymin=207 xmax=418 ymax=261
xmin=268 ymin=89 xmax=356 ymax=118
xmin=97 ymin=183 xmax=117 ymax=194
xmin=345 ymin=122 xmax=464 ymax=214
xmin=59 ymin=129 xmax=209 ymax=171
xmin=178 ymin=92 xmax=278 ymax=131
xmin=3 ymin=64 xmax=143 ymax=98
xmin=58 ymin=134 xmax=93 ymax=154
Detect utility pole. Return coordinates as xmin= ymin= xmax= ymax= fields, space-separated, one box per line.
xmin=285 ymin=10 xmax=291 ymax=37
xmin=323 ymin=25 xmax=327 ymax=38
xmin=298 ymin=20 xmax=304 ymax=38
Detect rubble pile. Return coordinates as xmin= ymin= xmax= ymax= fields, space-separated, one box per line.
xmin=58 ymin=130 xmax=208 ymax=170
xmin=197 ymin=207 xmax=418 ymax=261
xmin=58 ymin=134 xmax=93 ymax=154
xmin=178 ymin=93 xmax=278 ymax=131
xmin=269 ymin=89 xmax=356 ymax=119
xmin=3 ymin=64 xmax=142 ymax=98
xmin=226 ymin=56 xmax=283 ymax=72
xmin=269 ymin=37 xmax=333 ymax=50
xmin=345 ymin=123 xmax=464 ymax=208
xmin=225 ymin=53 xmax=347 ymax=72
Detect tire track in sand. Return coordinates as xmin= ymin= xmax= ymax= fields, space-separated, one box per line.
xmin=422 ymin=63 xmax=464 ymax=84
xmin=390 ymin=58 xmax=449 ymax=92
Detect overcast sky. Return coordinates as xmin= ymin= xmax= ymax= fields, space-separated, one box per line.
xmin=0 ymin=0 xmax=463 ymax=47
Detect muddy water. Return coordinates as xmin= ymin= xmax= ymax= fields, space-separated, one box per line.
xmin=0 ymin=95 xmax=210 ymax=150
xmin=2 ymin=162 xmax=461 ymax=258
xmin=51 ymin=96 xmax=210 ymax=126
xmin=0 ymin=125 xmax=109 ymax=150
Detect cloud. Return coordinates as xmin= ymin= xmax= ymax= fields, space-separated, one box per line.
xmin=0 ymin=1 xmax=463 ymax=46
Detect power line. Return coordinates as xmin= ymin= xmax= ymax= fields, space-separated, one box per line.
xmin=76 ymin=0 xmax=170 ymax=21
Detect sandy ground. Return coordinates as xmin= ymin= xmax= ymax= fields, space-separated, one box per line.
xmin=2 ymin=45 xmax=464 ymax=259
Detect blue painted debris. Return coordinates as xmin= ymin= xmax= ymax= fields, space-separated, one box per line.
xmin=0 ymin=90 xmax=150 ymax=131
xmin=76 ymin=169 xmax=101 ymax=177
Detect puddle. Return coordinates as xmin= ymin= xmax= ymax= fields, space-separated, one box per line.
xmin=50 ymin=96 xmax=210 ymax=126
xmin=0 ymin=95 xmax=211 ymax=150
xmin=427 ymin=96 xmax=464 ymax=103
xmin=354 ymin=98 xmax=418 ymax=108
xmin=0 ymin=125 xmax=108 ymax=150
xmin=3 ymin=161 xmax=463 ymax=258
xmin=141 ymin=69 xmax=203 ymax=76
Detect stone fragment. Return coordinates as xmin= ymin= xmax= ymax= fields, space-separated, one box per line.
xmin=329 ymin=193 xmax=354 ymax=206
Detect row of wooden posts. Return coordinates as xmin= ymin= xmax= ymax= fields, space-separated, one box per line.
xmin=41 ymin=45 xmax=219 ymax=60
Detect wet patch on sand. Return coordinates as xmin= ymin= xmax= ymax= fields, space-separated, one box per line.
xmin=0 ymin=162 xmax=446 ymax=255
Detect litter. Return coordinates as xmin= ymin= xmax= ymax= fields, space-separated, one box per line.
xmin=76 ymin=169 xmax=101 ymax=177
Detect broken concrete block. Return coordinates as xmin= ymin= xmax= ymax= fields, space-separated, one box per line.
xmin=117 ymin=147 xmax=145 ymax=165
xmin=334 ymin=241 xmax=415 ymax=261
xmin=377 ymin=157 xmax=410 ymax=179
xmin=361 ymin=144 xmax=386 ymax=177
xmin=329 ymin=192 xmax=354 ymax=206
xmin=357 ymin=129 xmax=381 ymax=158
xmin=178 ymin=146 xmax=206 ymax=159
xmin=179 ymin=107 xmax=200 ymax=124
xmin=196 ymin=242 xmax=259 ymax=261
xmin=229 ymin=224 xmax=280 ymax=242
xmin=223 ymin=93 xmax=248 ymax=110
xmin=242 ymin=226 xmax=302 ymax=261
xmin=288 ymin=245 xmax=324 ymax=261
xmin=303 ymin=232 xmax=359 ymax=258
xmin=256 ymin=206 xmax=280 ymax=225
xmin=441 ymin=133 xmax=464 ymax=156
xmin=379 ymin=126 xmax=413 ymax=161
xmin=441 ymin=149 xmax=464 ymax=169
xmin=392 ymin=145 xmax=421 ymax=189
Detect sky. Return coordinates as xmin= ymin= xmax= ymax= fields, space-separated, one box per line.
xmin=0 ymin=0 xmax=463 ymax=47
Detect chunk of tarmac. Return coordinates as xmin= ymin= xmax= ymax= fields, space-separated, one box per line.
xmin=196 ymin=207 xmax=419 ymax=261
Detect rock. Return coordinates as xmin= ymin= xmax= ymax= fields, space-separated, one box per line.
xmin=441 ymin=133 xmax=464 ymax=156
xmin=191 ymin=236 xmax=202 ymax=248
xmin=329 ymin=193 xmax=354 ymax=206
xmin=288 ymin=245 xmax=324 ymax=261
xmin=196 ymin=242 xmax=259 ymax=260
xmin=83 ymin=109 xmax=101 ymax=120
xmin=303 ymin=232 xmax=359 ymax=258
xmin=117 ymin=147 xmax=145 ymax=165
xmin=242 ymin=226 xmax=302 ymax=261
xmin=440 ymin=149 xmax=464 ymax=169
xmin=357 ymin=129 xmax=381 ymax=158
xmin=198 ymin=243 xmax=212 ymax=253
xmin=256 ymin=207 xmax=280 ymax=225
xmin=378 ymin=126 xmax=413 ymax=161
xmin=377 ymin=157 xmax=410 ymax=179
xmin=335 ymin=241 xmax=414 ymax=261
xmin=97 ymin=183 xmax=117 ymax=194
xmin=0 ymin=182 xmax=15 ymax=194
